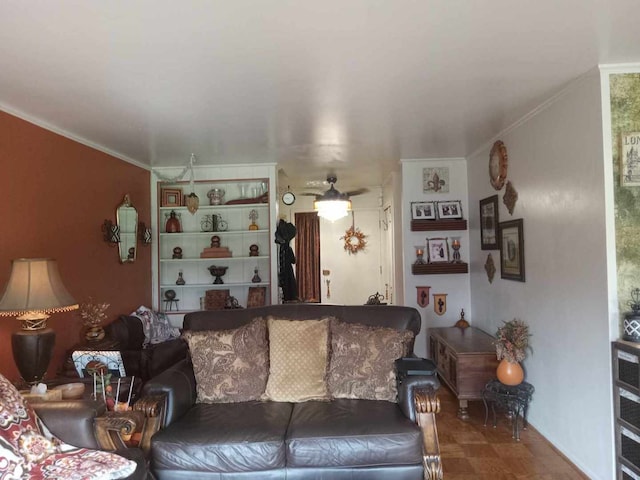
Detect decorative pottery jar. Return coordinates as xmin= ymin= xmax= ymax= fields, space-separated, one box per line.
xmin=165 ymin=210 xmax=182 ymax=233
xmin=496 ymin=359 xmax=524 ymax=386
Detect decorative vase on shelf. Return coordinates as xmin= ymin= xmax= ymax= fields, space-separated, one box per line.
xmin=496 ymin=359 xmax=524 ymax=386
xmin=165 ymin=210 xmax=182 ymax=233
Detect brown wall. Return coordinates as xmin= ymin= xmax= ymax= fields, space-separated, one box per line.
xmin=0 ymin=111 xmax=151 ymax=383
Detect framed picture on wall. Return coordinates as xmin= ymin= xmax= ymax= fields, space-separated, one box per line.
xmin=436 ymin=200 xmax=463 ymax=219
xmin=480 ymin=195 xmax=499 ymax=250
xmin=423 ymin=167 xmax=449 ymax=193
xmin=411 ymin=201 xmax=437 ymax=220
xmin=427 ymin=237 xmax=450 ymax=263
xmin=499 ymin=219 xmax=525 ymax=282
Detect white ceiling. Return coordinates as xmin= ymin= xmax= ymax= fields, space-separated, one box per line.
xmin=1 ymin=1 xmax=639 ymax=189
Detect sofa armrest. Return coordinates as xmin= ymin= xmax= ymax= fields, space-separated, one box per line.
xmin=142 ymin=337 xmax=188 ymax=380
xmin=141 ymin=358 xmax=196 ymax=426
xmin=32 ymin=400 xmax=107 ymax=449
xmin=397 ymin=374 xmax=440 ymax=422
xmin=414 ymin=389 xmax=442 ymax=480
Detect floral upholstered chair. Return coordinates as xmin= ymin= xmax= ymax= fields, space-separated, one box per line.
xmin=0 ymin=373 xmax=140 ymax=479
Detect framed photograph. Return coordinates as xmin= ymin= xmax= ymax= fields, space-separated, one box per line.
xmin=161 ymin=188 xmax=183 ymax=207
xmin=423 ymin=167 xmax=449 ymax=193
xmin=480 ymin=195 xmax=499 ymax=250
xmin=411 ymin=201 xmax=437 ymax=220
xmin=436 ymin=200 xmax=463 ymax=219
xmin=499 ymin=219 xmax=525 ymax=282
xmin=427 ymin=237 xmax=450 ymax=263
xmin=621 ymin=133 xmax=640 ymax=186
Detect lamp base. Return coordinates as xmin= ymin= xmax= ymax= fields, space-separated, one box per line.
xmin=12 ymin=328 xmax=55 ymax=385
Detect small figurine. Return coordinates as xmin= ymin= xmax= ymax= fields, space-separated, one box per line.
xmin=172 ymin=247 xmax=183 ymax=259
xmin=252 ymin=267 xmax=262 ymax=283
xmin=211 ymin=235 xmax=221 ymax=248
xmin=249 ymin=244 xmax=259 ymax=256
xmin=176 ymin=271 xmax=186 ymax=285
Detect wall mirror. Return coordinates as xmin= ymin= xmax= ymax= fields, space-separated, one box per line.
xmin=117 ymin=194 xmax=138 ymax=263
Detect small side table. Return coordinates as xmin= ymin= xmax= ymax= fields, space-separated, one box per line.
xmin=482 ymin=379 xmax=534 ymax=441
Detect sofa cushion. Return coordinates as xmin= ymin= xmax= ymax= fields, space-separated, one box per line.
xmin=150 ymin=402 xmax=293 ymax=473
xmin=286 ymin=399 xmax=422 ymax=468
xmin=328 ymin=320 xmax=413 ymax=402
xmin=183 ymin=317 xmax=268 ymax=403
xmin=264 ymin=317 xmax=331 ymax=402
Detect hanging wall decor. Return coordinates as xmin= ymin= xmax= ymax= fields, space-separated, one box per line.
xmin=423 ymin=167 xmax=449 ymax=193
xmin=416 ymin=286 xmax=430 ymax=308
xmin=433 ymin=294 xmax=447 ymax=315
xmin=503 ymin=181 xmax=518 ymax=215
xmin=341 ymin=212 xmax=367 ymax=255
xmin=484 ymin=253 xmax=496 ymax=283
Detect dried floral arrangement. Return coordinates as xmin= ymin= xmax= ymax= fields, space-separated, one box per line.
xmin=495 ymin=319 xmax=532 ymax=363
xmin=78 ymin=298 xmax=110 ymax=327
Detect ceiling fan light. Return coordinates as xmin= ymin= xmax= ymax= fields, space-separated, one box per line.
xmin=314 ymin=199 xmax=351 ymax=222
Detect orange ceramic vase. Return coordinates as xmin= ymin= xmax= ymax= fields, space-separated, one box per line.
xmin=496 ymin=359 xmax=524 ymax=386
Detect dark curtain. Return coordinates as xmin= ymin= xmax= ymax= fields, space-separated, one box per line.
xmin=294 ymin=212 xmax=321 ymax=302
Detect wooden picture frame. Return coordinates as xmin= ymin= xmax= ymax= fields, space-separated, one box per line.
xmin=427 ymin=237 xmax=450 ymax=263
xmin=411 ymin=201 xmax=437 ymax=220
xmin=161 ymin=188 xmax=183 ymax=207
xmin=499 ymin=219 xmax=525 ymax=282
xmin=436 ymin=200 xmax=463 ymax=219
xmin=247 ymin=286 xmax=267 ymax=308
xmin=480 ymin=195 xmax=499 ymax=250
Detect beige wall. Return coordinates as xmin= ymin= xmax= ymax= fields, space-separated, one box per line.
xmin=467 ymin=70 xmax=613 ymax=479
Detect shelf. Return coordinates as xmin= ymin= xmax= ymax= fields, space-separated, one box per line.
xmin=160 ymin=256 xmax=269 ymax=262
xmin=160 ymin=204 xmax=268 ymax=211
xmin=160 ymin=230 xmax=268 ymax=237
xmin=411 ymin=262 xmax=468 ymax=274
xmin=161 ymin=282 xmax=270 ymax=289
xmin=411 ymin=219 xmax=467 ymax=231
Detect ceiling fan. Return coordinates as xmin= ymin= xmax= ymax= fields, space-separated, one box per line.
xmin=302 ymin=175 xmax=368 ymax=221
xmin=301 ymin=175 xmax=369 ymax=201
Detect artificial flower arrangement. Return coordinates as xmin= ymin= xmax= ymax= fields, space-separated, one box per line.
xmin=495 ymin=319 xmax=532 ymax=363
xmin=78 ymin=298 xmax=110 ymax=341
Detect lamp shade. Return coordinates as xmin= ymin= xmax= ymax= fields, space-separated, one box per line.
xmin=314 ymin=199 xmax=352 ymax=222
xmin=0 ymin=258 xmax=78 ymax=318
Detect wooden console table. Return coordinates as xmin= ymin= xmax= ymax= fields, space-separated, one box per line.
xmin=428 ymin=327 xmax=498 ymax=419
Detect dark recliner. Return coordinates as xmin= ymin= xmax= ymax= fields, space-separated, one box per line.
xmin=105 ymin=315 xmax=188 ymax=381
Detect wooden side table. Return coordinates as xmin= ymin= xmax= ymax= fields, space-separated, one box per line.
xmin=482 ymin=379 xmax=535 ymax=441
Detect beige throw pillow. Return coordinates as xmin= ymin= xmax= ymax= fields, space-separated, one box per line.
xmin=328 ymin=320 xmax=414 ymax=402
xmin=264 ymin=317 xmax=331 ymax=402
xmin=183 ymin=317 xmax=268 ymax=403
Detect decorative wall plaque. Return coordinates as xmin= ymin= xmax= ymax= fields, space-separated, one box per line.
xmin=503 ymin=181 xmax=518 ymax=215
xmin=485 ymin=253 xmax=496 ymax=283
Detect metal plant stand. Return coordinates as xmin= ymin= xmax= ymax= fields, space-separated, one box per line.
xmin=482 ymin=379 xmax=534 ymax=441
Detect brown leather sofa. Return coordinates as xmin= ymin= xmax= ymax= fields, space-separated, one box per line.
xmin=142 ymin=304 xmax=442 ymax=480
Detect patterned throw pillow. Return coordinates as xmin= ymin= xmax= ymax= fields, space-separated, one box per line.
xmin=328 ymin=320 xmax=414 ymax=402
xmin=183 ymin=317 xmax=269 ymax=403
xmin=264 ymin=317 xmax=331 ymax=402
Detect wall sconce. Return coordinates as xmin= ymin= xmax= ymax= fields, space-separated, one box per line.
xmin=139 ymin=222 xmax=152 ymax=245
xmin=102 ymin=219 xmax=120 ymax=244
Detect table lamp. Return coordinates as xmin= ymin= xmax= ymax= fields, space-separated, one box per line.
xmin=0 ymin=258 xmax=78 ymax=384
